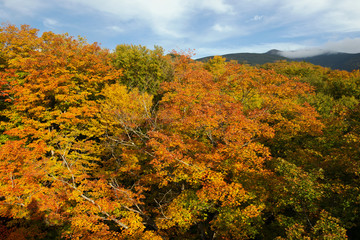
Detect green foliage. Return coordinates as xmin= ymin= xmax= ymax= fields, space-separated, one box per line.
xmin=312 ymin=210 xmax=348 ymax=239
xmin=112 ymin=44 xmax=173 ymax=94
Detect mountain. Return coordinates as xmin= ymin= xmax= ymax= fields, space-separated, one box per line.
xmin=294 ymin=52 xmax=360 ymax=72
xmin=197 ymin=50 xmax=360 ymax=71
xmin=197 ymin=50 xmax=287 ymax=65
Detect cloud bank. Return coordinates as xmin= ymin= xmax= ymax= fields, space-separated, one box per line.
xmin=279 ymin=38 xmax=360 ymax=58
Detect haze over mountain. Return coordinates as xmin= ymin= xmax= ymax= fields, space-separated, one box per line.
xmin=197 ymin=49 xmax=360 ymax=72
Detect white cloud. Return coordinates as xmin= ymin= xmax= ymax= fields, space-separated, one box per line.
xmin=278 ymin=0 xmax=360 ymax=34
xmin=252 ymin=15 xmax=264 ymax=21
xmin=1 ymin=0 xmax=45 ymax=16
xmin=278 ymin=38 xmax=360 ymax=58
xmin=323 ymin=38 xmax=360 ymax=53
xmin=61 ymin=0 xmax=233 ymax=38
xmin=279 ymin=49 xmax=329 ymax=58
xmin=224 ymin=0 xmax=360 ymax=40
xmin=212 ymin=24 xmax=233 ymax=33
xmin=43 ymin=18 xmax=59 ymax=28
xmin=198 ymin=0 xmax=233 ymax=14
xmin=279 ymin=0 xmax=329 ymax=16
xmin=55 ymin=0 xmax=360 ymax=38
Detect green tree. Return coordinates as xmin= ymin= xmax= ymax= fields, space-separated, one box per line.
xmin=112 ymin=44 xmax=173 ymax=94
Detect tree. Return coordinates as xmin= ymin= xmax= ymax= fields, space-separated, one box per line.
xmin=0 ymin=24 xmax=161 ymax=239
xmin=112 ymin=44 xmax=173 ymax=95
xmin=2 ymin=23 xmax=359 ymax=238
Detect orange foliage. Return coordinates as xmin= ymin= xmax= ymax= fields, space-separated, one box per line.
xmin=0 ymin=24 xmax=354 ymax=239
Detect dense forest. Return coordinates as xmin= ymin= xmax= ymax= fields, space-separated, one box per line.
xmin=1 ymin=24 xmax=360 ymax=239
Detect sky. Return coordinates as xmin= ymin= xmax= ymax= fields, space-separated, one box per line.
xmin=1 ymin=0 xmax=360 ymax=58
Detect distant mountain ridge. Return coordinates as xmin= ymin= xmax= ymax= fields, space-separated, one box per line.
xmin=197 ymin=50 xmax=360 ymax=72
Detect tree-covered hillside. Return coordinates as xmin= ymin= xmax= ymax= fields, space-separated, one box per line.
xmin=1 ymin=24 xmax=360 ymax=239
xmin=198 ymin=51 xmax=360 ymax=72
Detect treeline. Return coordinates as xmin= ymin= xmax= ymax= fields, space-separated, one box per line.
xmin=0 ymin=24 xmax=360 ymax=239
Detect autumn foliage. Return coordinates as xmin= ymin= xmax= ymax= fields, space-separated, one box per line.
xmin=1 ymin=24 xmax=359 ymax=239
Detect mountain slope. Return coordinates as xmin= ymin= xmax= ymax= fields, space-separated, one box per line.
xmin=197 ymin=50 xmax=287 ymax=65
xmin=294 ymin=53 xmax=360 ymax=72
xmin=197 ymin=50 xmax=360 ymax=71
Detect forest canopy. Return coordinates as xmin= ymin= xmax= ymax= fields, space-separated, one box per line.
xmin=0 ymin=24 xmax=360 ymax=239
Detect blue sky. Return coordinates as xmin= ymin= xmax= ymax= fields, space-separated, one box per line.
xmin=1 ymin=0 xmax=360 ymax=58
